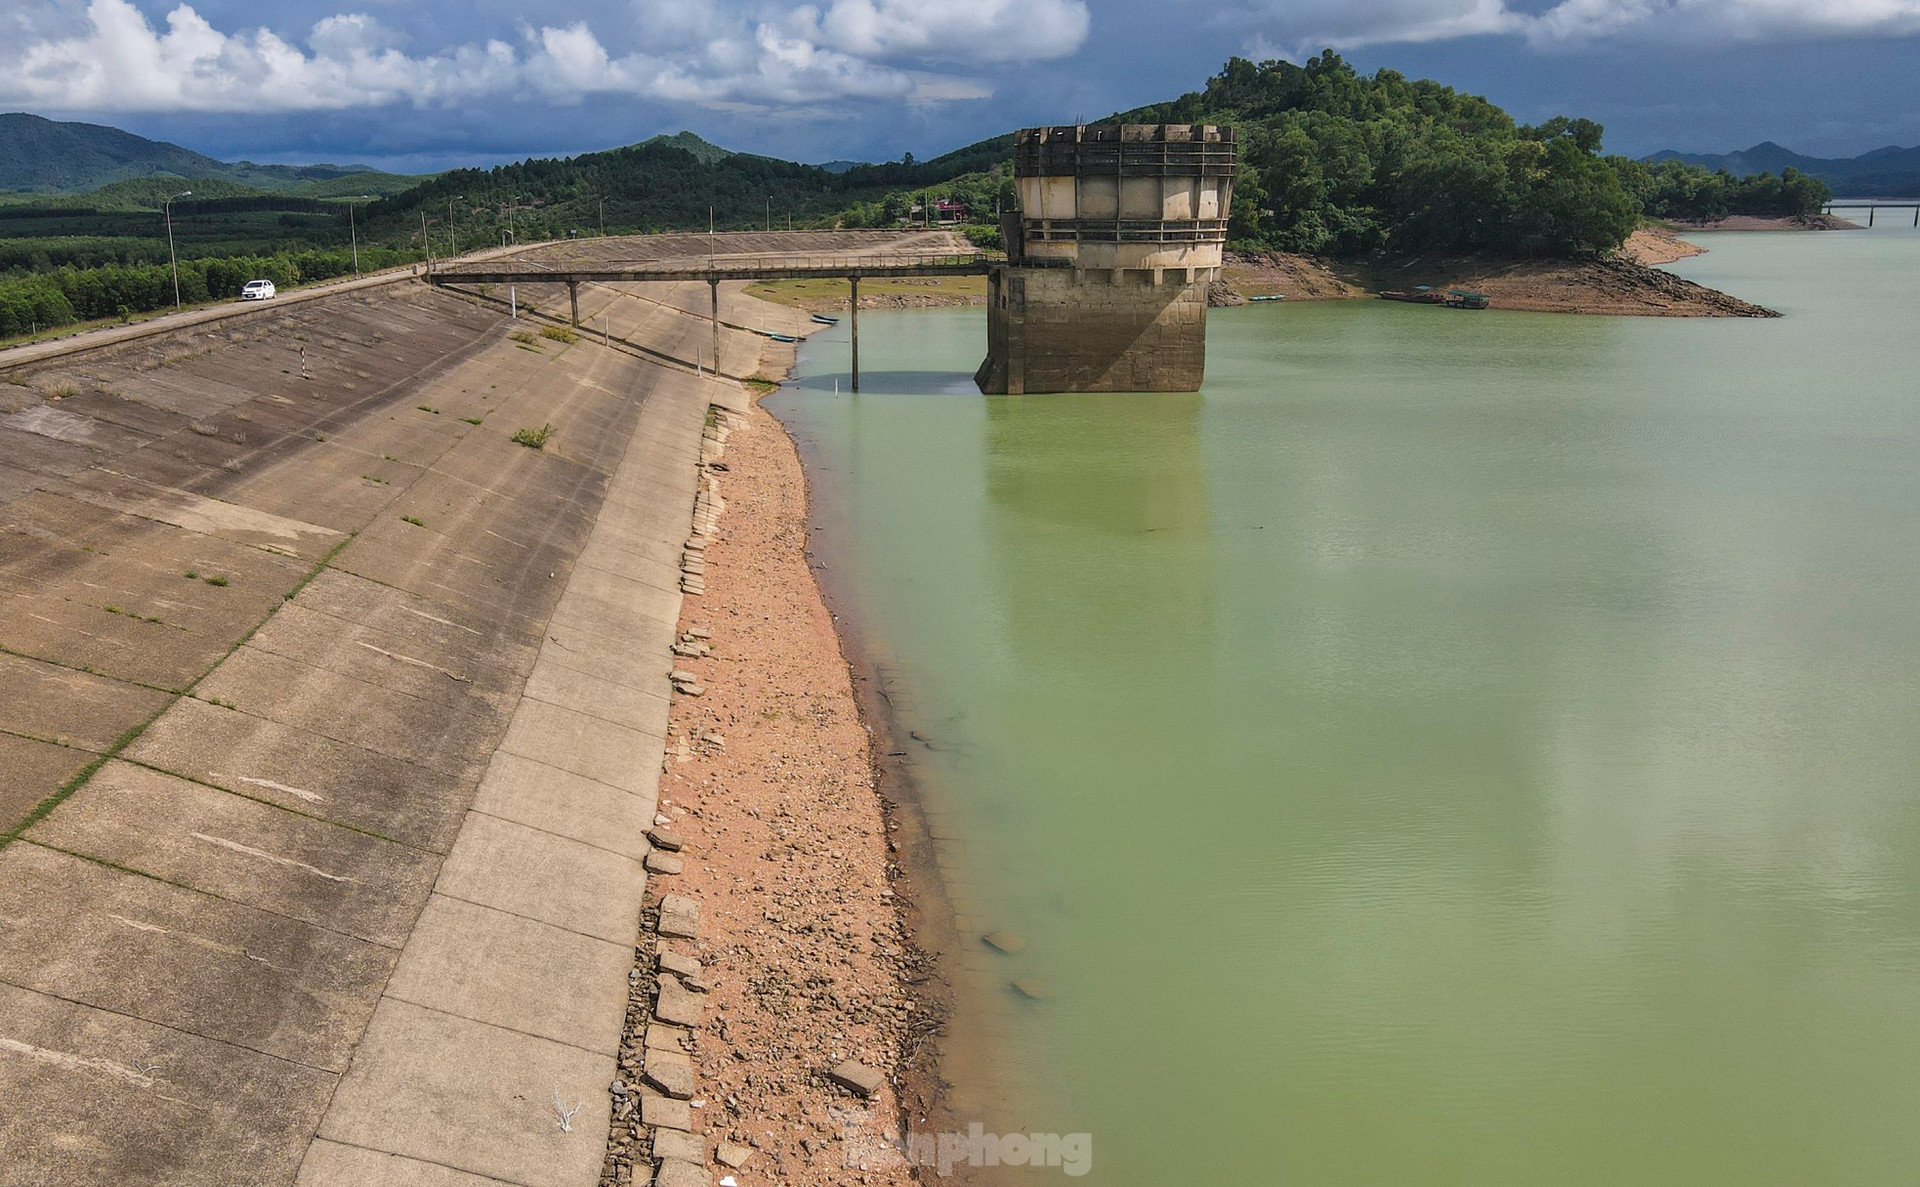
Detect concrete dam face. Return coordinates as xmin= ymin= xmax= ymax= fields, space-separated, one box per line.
xmin=975 ymin=123 xmax=1236 ymax=395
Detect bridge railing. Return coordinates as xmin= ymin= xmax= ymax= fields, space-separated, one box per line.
xmin=636 ymin=251 xmax=999 ymax=271
xmin=433 ymin=252 xmax=1005 ymax=281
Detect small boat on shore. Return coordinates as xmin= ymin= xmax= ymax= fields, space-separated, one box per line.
xmin=768 ymin=333 xmax=800 ymax=343
xmin=810 ymin=313 xmax=840 ymax=325
xmin=1378 ymin=285 xmax=1492 ymax=310
xmin=1379 ymin=285 xmax=1449 ymax=305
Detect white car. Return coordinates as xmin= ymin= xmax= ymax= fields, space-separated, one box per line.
xmin=240 ymin=279 xmax=277 ymax=301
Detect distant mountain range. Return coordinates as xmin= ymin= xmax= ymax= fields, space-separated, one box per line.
xmin=0 ymin=112 xmax=424 ymax=197
xmin=1646 ymin=141 xmax=1920 ymax=197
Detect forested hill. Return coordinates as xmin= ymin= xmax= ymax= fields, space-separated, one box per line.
xmin=1124 ymin=53 xmax=1821 ymax=258
xmin=361 ymin=129 xmax=1015 ymax=243
xmin=0 ymin=112 xmax=420 ymax=196
xmin=0 ymin=114 xmax=229 ymax=192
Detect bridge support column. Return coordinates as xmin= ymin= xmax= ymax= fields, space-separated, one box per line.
xmin=849 ymin=275 xmax=860 ymax=393
xmin=709 ymin=278 xmax=721 ymax=378
xmin=568 ymin=281 xmax=580 ymax=327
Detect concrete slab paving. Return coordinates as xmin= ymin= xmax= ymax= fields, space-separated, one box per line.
xmin=0 ymin=733 xmax=95 ymax=833
xmin=382 ymin=893 xmax=632 ymax=1052
xmin=294 ymin=567 xmax=541 ymax=668
xmin=469 ymin=750 xmax=656 ymax=858
xmin=545 ymin=574 xmax=683 ymax=640
xmin=123 ymin=694 xmax=474 ymax=852
xmin=0 ymin=841 xmax=393 ymax=1070
xmin=431 ymin=811 xmax=647 ymax=945
xmin=27 ymin=760 xmax=439 ymax=948
xmin=573 ymin=531 xmax=685 ymax=582
xmin=336 ymin=514 xmax=579 ymax=643
xmin=59 ymin=478 xmax=346 ymax=561
xmin=0 ymin=585 xmax=244 ymax=691
xmin=522 ymin=655 xmax=671 ymax=739
xmin=0 ymin=644 xmax=174 ymax=753
xmin=194 ymin=649 xmax=504 ymax=780
xmin=0 ymin=980 xmax=337 ymax=1187
xmin=297 ymin=1141 xmax=523 ymax=1187
xmin=314 ymin=998 xmax=613 ymax=1187
xmin=245 ymin=601 xmax=526 ymax=704
xmin=556 ymin=560 xmax=687 ymax=623
xmin=537 ymin=619 xmax=680 ymax=697
xmin=498 ymin=697 xmax=666 ymax=793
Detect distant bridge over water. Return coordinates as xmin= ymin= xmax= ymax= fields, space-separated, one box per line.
xmin=1823 ymin=202 xmax=1920 ymax=226
xmin=427 ymin=251 xmax=1024 ymax=389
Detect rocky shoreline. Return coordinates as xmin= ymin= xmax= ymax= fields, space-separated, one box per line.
xmin=756 ymin=239 xmax=1780 ymax=319
xmin=600 ymin=382 xmax=941 ymax=1187
xmin=1668 ymin=212 xmax=1862 ymax=232
xmin=1216 ymin=240 xmax=1777 ymax=316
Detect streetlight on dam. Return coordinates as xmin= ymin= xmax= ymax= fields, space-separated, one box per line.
xmin=448 ymin=194 xmax=465 ymax=258
xmin=164 ymin=190 xmax=192 ymax=311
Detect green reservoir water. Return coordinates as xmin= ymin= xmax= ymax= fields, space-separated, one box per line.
xmin=767 ymin=226 xmax=1920 ymax=1184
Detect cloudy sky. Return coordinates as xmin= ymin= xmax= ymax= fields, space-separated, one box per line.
xmin=4 ymin=0 xmax=1919 ymax=170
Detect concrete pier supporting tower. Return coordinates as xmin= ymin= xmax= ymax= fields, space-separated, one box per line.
xmin=976 ymin=123 xmax=1235 ymax=394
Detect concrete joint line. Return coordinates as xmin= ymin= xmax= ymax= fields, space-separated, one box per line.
xmin=466 ymin=807 xmax=655 ymax=861
xmin=515 ymin=694 xmax=669 ymax=745
xmin=430 ymin=887 xmax=644 ymax=948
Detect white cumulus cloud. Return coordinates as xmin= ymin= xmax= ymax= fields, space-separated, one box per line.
xmin=0 ymin=0 xmax=1089 ymax=115
xmin=811 ymin=0 xmax=1092 ymax=63
xmin=7 ymin=0 xmax=518 ymax=111
xmin=1227 ymin=0 xmax=1920 ymax=52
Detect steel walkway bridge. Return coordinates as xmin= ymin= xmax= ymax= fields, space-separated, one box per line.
xmin=426 ymin=251 xmax=1023 ymax=389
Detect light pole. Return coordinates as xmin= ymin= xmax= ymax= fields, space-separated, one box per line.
xmin=447 ymin=194 xmax=464 ymax=258
xmin=421 ymin=211 xmax=434 ymax=274
xmin=348 ymin=196 xmax=366 ymax=276
xmin=164 ymin=190 xmax=191 ymax=310
xmin=599 ymin=196 xmax=605 ymax=238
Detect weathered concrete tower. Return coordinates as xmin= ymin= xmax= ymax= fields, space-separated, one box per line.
xmin=975 ymin=123 xmax=1235 ymax=395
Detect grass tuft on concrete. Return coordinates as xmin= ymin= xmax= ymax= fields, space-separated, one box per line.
xmin=511 ymin=423 xmax=556 ymax=449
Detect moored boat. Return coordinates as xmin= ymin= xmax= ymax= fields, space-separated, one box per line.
xmin=811 ymin=313 xmax=840 ymax=325
xmin=1379 ymin=285 xmax=1449 ymax=304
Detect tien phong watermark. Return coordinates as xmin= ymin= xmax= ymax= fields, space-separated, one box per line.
xmin=849 ymin=1123 xmax=1093 ymax=1177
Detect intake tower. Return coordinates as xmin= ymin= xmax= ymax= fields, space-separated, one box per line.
xmin=975 ymin=123 xmax=1235 ymax=394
